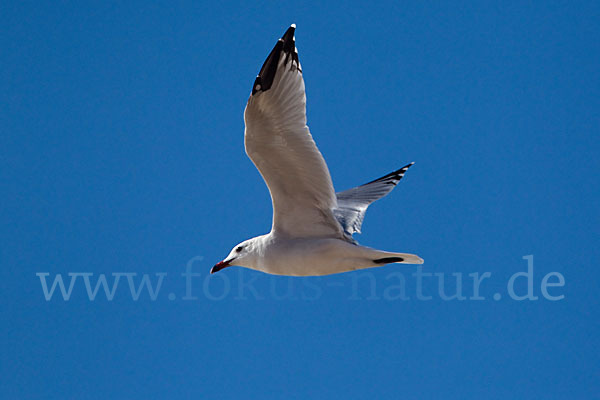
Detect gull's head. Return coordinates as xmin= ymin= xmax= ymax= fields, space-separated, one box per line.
xmin=211 ymin=238 xmax=258 ymax=274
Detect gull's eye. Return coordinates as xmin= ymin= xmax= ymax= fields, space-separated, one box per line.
xmin=236 ymin=246 xmax=244 ymax=252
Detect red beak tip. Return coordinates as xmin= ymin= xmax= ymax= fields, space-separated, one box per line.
xmin=211 ymin=260 xmax=228 ymax=274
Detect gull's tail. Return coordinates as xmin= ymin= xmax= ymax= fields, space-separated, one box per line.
xmin=370 ymin=250 xmax=424 ymax=265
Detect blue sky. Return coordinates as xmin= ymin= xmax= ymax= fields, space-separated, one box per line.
xmin=1 ymin=1 xmax=599 ymax=398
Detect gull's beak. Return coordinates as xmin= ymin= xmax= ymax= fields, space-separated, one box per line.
xmin=211 ymin=259 xmax=233 ymax=274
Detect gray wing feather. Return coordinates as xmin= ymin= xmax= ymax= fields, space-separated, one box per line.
xmin=334 ymin=162 xmax=414 ymax=236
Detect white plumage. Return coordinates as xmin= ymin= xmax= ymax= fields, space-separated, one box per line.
xmin=212 ymin=25 xmax=423 ymax=276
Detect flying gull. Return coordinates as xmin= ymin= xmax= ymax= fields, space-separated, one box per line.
xmin=212 ymin=25 xmax=423 ymax=276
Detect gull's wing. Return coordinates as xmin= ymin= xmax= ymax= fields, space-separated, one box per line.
xmin=334 ymin=163 xmax=414 ymax=236
xmin=244 ymin=25 xmax=343 ymax=238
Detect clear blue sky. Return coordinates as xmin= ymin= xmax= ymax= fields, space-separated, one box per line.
xmin=2 ymin=1 xmax=599 ymax=399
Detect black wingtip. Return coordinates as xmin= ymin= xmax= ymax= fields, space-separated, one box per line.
xmin=363 ymin=162 xmax=415 ymax=186
xmin=282 ymin=24 xmax=295 ymax=45
xmin=251 ymin=25 xmax=301 ymax=96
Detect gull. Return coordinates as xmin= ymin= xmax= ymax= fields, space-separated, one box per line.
xmin=212 ymin=25 xmax=423 ymax=276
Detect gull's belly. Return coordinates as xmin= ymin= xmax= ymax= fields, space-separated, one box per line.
xmin=261 ymin=238 xmax=370 ymax=276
